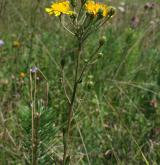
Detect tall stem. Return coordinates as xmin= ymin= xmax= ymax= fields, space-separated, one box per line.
xmin=30 ymin=71 xmax=39 ymax=165
xmin=63 ymin=41 xmax=82 ymax=164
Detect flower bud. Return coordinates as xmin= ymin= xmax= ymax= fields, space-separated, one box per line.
xmin=78 ymin=78 xmax=82 ymax=83
xmin=108 ymin=7 xmax=116 ymax=17
xmin=88 ymin=75 xmax=93 ymax=79
xmin=70 ymin=0 xmax=76 ymax=7
xmin=87 ymin=80 xmax=94 ymax=89
xmin=97 ymin=8 xmax=104 ymax=19
xmin=99 ymin=36 xmax=106 ymax=46
xmin=70 ymin=13 xmax=77 ymax=20
xmin=86 ymin=12 xmax=94 ymax=20
xmin=97 ymin=52 xmax=104 ymax=58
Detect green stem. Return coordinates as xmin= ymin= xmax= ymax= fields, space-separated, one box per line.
xmin=78 ymin=45 xmax=101 ymax=82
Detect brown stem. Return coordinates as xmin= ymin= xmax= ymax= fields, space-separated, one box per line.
xmin=63 ymin=42 xmax=82 ymax=165
xmin=31 ymin=72 xmax=39 ymax=165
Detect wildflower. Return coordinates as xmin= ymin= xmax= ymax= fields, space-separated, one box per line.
xmin=85 ymin=1 xmax=109 ymax=17
xmin=45 ymin=1 xmax=74 ymax=16
xmin=30 ymin=66 xmax=38 ymax=73
xmin=20 ymin=72 xmax=26 ymax=78
xmin=13 ymin=40 xmax=21 ymax=48
xmin=0 ymin=40 xmax=4 ymax=47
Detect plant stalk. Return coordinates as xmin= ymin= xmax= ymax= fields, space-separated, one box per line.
xmin=63 ymin=41 xmax=82 ymax=165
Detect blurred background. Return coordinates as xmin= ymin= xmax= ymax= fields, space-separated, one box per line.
xmin=0 ymin=0 xmax=160 ymax=164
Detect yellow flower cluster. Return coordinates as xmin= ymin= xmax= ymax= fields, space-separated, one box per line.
xmin=45 ymin=0 xmax=110 ymax=17
xmin=85 ymin=1 xmax=109 ymax=17
xmin=45 ymin=1 xmax=74 ymax=16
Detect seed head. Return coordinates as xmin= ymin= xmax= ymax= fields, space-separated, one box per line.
xmin=99 ymin=36 xmax=106 ymax=46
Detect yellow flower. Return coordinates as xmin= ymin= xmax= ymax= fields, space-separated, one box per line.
xmin=45 ymin=1 xmax=74 ymax=16
xmin=85 ymin=1 xmax=109 ymax=17
xmin=20 ymin=72 xmax=26 ymax=78
xmin=13 ymin=40 xmax=21 ymax=48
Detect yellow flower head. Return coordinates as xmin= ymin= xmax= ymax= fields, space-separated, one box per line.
xmin=45 ymin=1 xmax=74 ymax=16
xmin=85 ymin=1 xmax=109 ymax=17
xmin=13 ymin=40 xmax=21 ymax=48
xmin=20 ymin=72 xmax=26 ymax=78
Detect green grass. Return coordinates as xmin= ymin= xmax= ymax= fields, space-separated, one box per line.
xmin=0 ymin=0 xmax=160 ymax=164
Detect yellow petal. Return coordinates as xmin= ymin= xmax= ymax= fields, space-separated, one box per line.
xmin=45 ymin=8 xmax=53 ymax=15
xmin=54 ymin=11 xmax=61 ymax=16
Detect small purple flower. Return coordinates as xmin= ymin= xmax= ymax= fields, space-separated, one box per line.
xmin=0 ymin=40 xmax=4 ymax=47
xmin=30 ymin=66 xmax=38 ymax=73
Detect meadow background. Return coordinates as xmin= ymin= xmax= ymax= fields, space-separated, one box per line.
xmin=0 ymin=0 xmax=160 ymax=164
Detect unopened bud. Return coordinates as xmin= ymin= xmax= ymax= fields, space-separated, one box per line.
xmin=87 ymin=81 xmax=94 ymax=89
xmin=70 ymin=13 xmax=77 ymax=20
xmin=78 ymin=78 xmax=82 ymax=83
xmin=84 ymin=59 xmax=88 ymax=63
xmin=99 ymin=36 xmax=106 ymax=46
xmin=97 ymin=8 xmax=104 ymax=19
xmin=97 ymin=52 xmax=104 ymax=58
xmin=88 ymin=75 xmax=93 ymax=79
xmin=108 ymin=7 xmax=116 ymax=17
xmin=86 ymin=12 xmax=94 ymax=19
xmin=70 ymin=0 xmax=76 ymax=7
